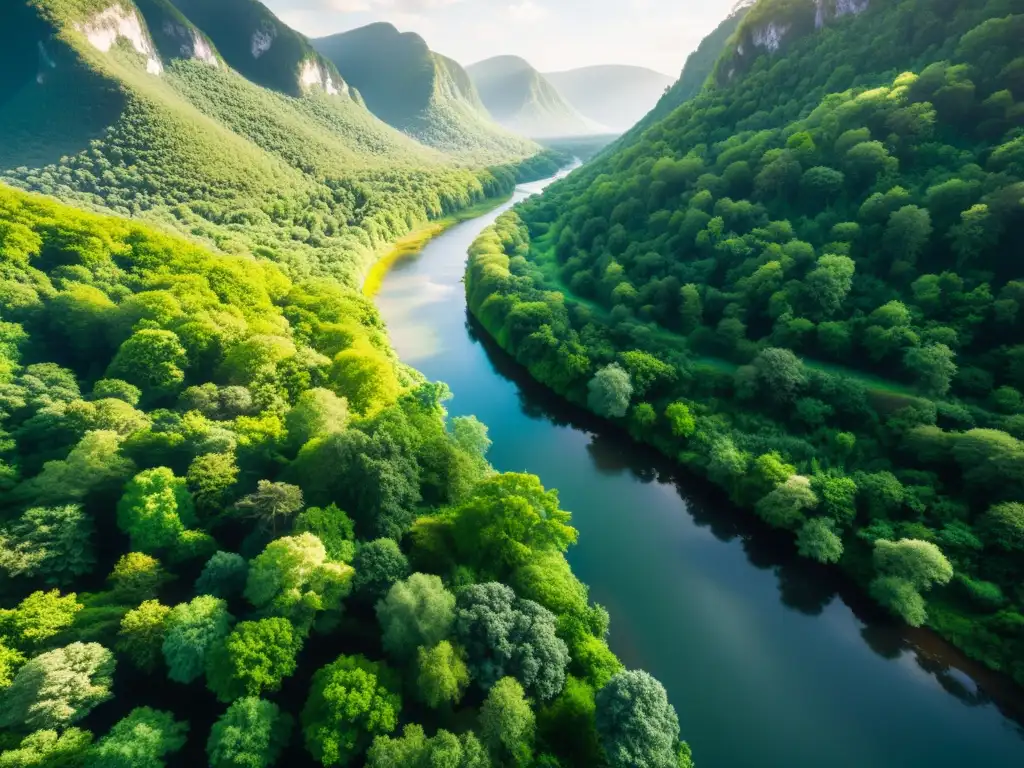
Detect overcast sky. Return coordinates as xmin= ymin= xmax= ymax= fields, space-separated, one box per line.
xmin=263 ymin=0 xmax=739 ymax=75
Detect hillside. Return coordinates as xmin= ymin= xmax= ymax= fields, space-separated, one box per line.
xmin=0 ymin=0 xmax=561 ymax=291
xmin=313 ymin=23 xmax=546 ymax=162
xmin=467 ymin=0 xmax=1024 ymax=688
xmin=468 ymin=55 xmax=603 ymax=138
xmin=544 ymin=65 xmax=673 ymax=132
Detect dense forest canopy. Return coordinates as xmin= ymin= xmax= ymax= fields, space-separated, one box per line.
xmin=466 ymin=0 xmax=1024 ymax=686
xmin=0 ymin=0 xmax=687 ymax=766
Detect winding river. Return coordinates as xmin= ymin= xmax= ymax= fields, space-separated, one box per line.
xmin=375 ymin=172 xmax=1024 ymax=768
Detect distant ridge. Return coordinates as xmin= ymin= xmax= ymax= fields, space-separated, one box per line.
xmin=544 ymin=65 xmax=673 ymax=132
xmin=468 ymin=55 xmax=605 ymax=138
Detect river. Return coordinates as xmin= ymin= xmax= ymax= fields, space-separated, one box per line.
xmin=374 ymin=171 xmax=1024 ymax=768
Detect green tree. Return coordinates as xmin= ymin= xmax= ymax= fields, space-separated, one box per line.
xmin=116 ymin=468 xmax=197 ymax=554
xmin=366 ymin=725 xmax=488 ymax=768
xmin=376 ymin=573 xmax=455 ymax=661
xmin=162 ymin=596 xmax=233 ymax=684
xmin=293 ymin=505 xmax=356 ymax=563
xmin=755 ymin=475 xmax=817 ymax=530
xmin=186 ymin=452 xmax=239 ymax=518
xmin=416 ymin=641 xmax=470 ymax=710
xmin=869 ymin=576 xmax=927 ymax=627
xmin=0 ymin=590 xmax=82 ymax=652
xmin=351 ymin=539 xmax=409 ymax=603
xmin=0 ymin=643 xmax=114 ymax=730
xmin=117 ymin=600 xmax=171 ymax=673
xmin=874 ymin=539 xmax=953 ymax=589
xmin=797 ymin=519 xmax=844 ymax=564
xmin=195 ymin=552 xmax=249 ymax=599
xmin=107 ymin=329 xmax=188 ymax=395
xmin=285 ymin=388 xmax=349 ymax=450
xmin=595 ymin=670 xmax=682 ymax=768
xmin=664 ymin=402 xmax=695 ymax=438
xmin=480 ymin=677 xmax=535 ymax=768
xmin=884 ymin=205 xmax=933 ymax=264
xmin=301 ymin=654 xmax=402 ymax=766
xmin=454 ymin=582 xmax=568 ymax=701
xmin=904 ymin=343 xmax=957 ymax=397
xmin=206 ymin=618 xmax=302 ymax=702
xmin=805 ymin=255 xmax=855 ymax=317
xmin=245 ymin=534 xmax=352 ymax=633
xmin=978 ymin=502 xmax=1024 ymax=552
xmin=587 ymin=364 xmax=633 ymax=418
xmin=0 ymin=505 xmax=95 ymax=587
xmin=207 ymin=697 xmax=293 ymax=768
xmin=0 ymin=728 xmax=92 ymax=768
xmin=108 ymin=553 xmax=170 ymax=602
xmin=233 ymin=481 xmax=304 ymax=534
xmin=752 ymin=348 xmax=806 ymax=402
xmin=88 ymin=707 xmax=187 ymax=768
xmin=18 ymin=431 xmax=133 ymax=507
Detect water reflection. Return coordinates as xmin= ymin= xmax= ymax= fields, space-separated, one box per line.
xmin=465 ymin=308 xmax=1024 ymax=731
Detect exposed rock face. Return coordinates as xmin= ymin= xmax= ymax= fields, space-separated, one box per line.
xmin=160 ymin=20 xmax=217 ymax=65
xmin=251 ymin=22 xmax=275 ymax=59
xmin=299 ymin=59 xmax=345 ymax=96
xmin=816 ymin=0 xmax=870 ymax=28
xmin=752 ymin=21 xmax=791 ymax=52
xmin=79 ymin=5 xmax=163 ymax=74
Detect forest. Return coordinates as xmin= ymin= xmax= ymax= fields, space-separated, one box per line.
xmin=0 ymin=185 xmax=691 ymax=767
xmin=466 ymin=0 xmax=1024 ymax=685
xmin=0 ymin=0 xmax=690 ymax=766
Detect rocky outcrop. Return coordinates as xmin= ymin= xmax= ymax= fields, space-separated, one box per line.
xmin=815 ymin=0 xmax=870 ymax=28
xmin=160 ymin=20 xmax=217 ymax=65
xmin=78 ymin=5 xmax=162 ymax=75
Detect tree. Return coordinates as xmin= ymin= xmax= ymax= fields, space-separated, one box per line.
xmin=245 ymin=534 xmax=352 ymax=633
xmin=450 ymin=416 xmax=492 ymax=460
xmin=206 ymin=618 xmax=302 ymax=702
xmin=376 ymin=573 xmax=455 ymax=661
xmin=870 ymin=576 xmax=927 ymax=627
xmin=351 ymin=539 xmax=409 ymax=603
xmin=679 ymin=284 xmax=702 ymax=333
xmin=538 ymin=676 xmax=603 ymax=767
xmin=416 ymin=641 xmax=470 ymax=710
xmin=454 ymin=582 xmax=569 ymax=701
xmin=366 ymin=725 xmax=488 ymax=768
xmin=904 ymin=343 xmax=957 ymax=397
xmin=162 ymin=596 xmax=233 ymax=684
xmin=108 ymin=553 xmax=170 ymax=602
xmin=186 ymin=452 xmax=239 ymax=518
xmin=0 ymin=640 xmax=25 ymax=689
xmin=330 ymin=346 xmax=401 ymax=416
xmin=811 ymin=474 xmax=857 ymax=527
xmin=17 ymin=431 xmax=134 ymax=507
xmin=116 ymin=468 xmax=196 ymax=554
xmin=664 ymin=402 xmax=695 ymax=438
xmin=286 ymin=388 xmax=349 ymax=450
xmin=952 ymin=429 xmax=1024 ymax=494
xmin=805 ymin=254 xmax=855 ymax=317
xmin=884 ymin=205 xmax=932 ymax=264
xmin=207 ymin=697 xmax=293 ymax=768
xmin=618 ymin=352 xmax=676 ymax=398
xmin=797 ymin=519 xmax=844 ymax=564
xmin=195 ymin=552 xmax=249 ymax=599
xmin=293 ymin=505 xmax=356 ymax=563
xmin=88 ymin=707 xmax=187 ymax=768
xmin=752 ymin=348 xmax=806 ymax=402
xmin=978 ymin=502 xmax=1024 ymax=552
xmin=0 ymin=505 xmax=95 ymax=586
xmin=0 ymin=728 xmax=93 ymax=767
xmin=447 ymin=473 xmax=577 ymax=579
xmin=480 ymin=677 xmax=535 ymax=768
xmin=107 ymin=329 xmax=188 ymax=395
xmin=301 ymin=654 xmax=401 ymax=766
xmin=117 ymin=600 xmax=171 ymax=673
xmin=587 ymin=364 xmax=632 ymax=418
xmin=233 ymin=481 xmax=304 ymax=534
xmin=0 ymin=588 xmax=80 ymax=650
xmin=755 ymin=475 xmax=817 ymax=530
xmin=595 ymin=670 xmax=681 ymax=768
xmin=0 ymin=643 xmax=115 ymax=730
xmin=873 ymin=539 xmax=953 ymax=590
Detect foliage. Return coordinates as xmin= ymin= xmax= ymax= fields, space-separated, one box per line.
xmin=0 ymin=642 xmax=114 ymax=731
xmin=0 ymin=506 xmax=95 ymax=587
xmin=301 ymin=654 xmax=402 ymax=766
xmin=376 ymin=573 xmax=455 ymax=661
xmin=207 ymin=697 xmax=293 ymax=768
xmin=195 ymin=552 xmax=249 ymax=600
xmin=161 ymin=596 xmax=233 ymax=685
xmin=415 ymin=641 xmax=470 ymax=710
xmin=479 ymin=677 xmax=535 ymax=768
xmin=366 ymin=724 xmax=489 ymax=768
xmin=116 ymin=468 xmax=197 ymax=555
xmin=351 ymin=539 xmax=409 ymax=603
xmin=595 ymin=670 xmax=683 ymax=768
xmin=0 ymin=728 xmax=92 ymax=768
xmin=206 ymin=618 xmax=302 ymax=702
xmin=117 ymin=600 xmax=170 ymax=673
xmin=87 ymin=707 xmax=187 ymax=768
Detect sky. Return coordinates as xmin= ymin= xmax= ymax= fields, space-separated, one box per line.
xmin=263 ymin=0 xmax=740 ymax=75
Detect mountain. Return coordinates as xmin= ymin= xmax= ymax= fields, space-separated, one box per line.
xmin=467 ymin=0 xmax=1024 ymax=689
xmin=543 ymin=65 xmax=673 ymax=132
xmin=468 ymin=55 xmax=604 ymax=138
xmin=0 ymin=0 xmax=560 ymax=290
xmin=313 ymin=23 xmax=545 ymax=162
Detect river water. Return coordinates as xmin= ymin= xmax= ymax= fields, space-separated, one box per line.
xmin=374 ymin=172 xmax=1024 ymax=768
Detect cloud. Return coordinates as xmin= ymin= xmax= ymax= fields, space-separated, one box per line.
xmin=507 ymin=1 xmax=549 ymax=22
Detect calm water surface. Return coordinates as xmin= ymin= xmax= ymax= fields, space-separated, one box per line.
xmin=375 ymin=172 xmax=1024 ymax=768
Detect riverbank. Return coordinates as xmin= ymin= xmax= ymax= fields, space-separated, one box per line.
xmin=373 ymin=173 xmax=1024 ymax=766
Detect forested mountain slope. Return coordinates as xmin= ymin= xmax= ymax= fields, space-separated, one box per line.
xmin=544 ymin=65 xmax=674 ymax=132
xmin=467 ymin=0 xmax=1024 ymax=685
xmin=0 ymin=0 xmax=561 ymax=290
xmin=313 ymin=23 xmax=547 ymax=162
xmin=468 ymin=55 xmax=604 ymax=138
